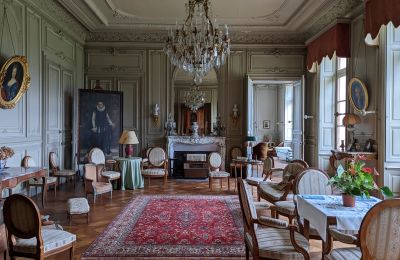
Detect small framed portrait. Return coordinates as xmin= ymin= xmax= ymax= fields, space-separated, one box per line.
xmin=0 ymin=56 xmax=30 ymax=109
xmin=348 ymin=78 xmax=368 ymax=112
xmin=263 ymin=120 xmax=270 ymax=129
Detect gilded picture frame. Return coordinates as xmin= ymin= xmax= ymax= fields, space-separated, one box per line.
xmin=348 ymin=77 xmax=368 ymax=113
xmin=0 ymin=56 xmax=30 ymax=109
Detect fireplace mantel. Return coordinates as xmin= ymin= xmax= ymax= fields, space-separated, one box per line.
xmin=167 ymin=136 xmax=226 ymax=170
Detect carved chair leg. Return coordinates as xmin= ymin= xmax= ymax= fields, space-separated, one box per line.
xmin=87 ymin=212 xmax=89 ymax=224
xmin=69 ymin=243 xmax=75 ymax=260
xmin=220 ymin=178 xmax=222 ymax=189
xmin=245 ymin=242 xmax=249 ymax=260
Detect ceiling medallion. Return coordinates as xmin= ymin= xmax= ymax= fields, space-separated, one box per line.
xmin=164 ymin=0 xmax=230 ymax=85
xmin=184 ymin=85 xmax=206 ymax=112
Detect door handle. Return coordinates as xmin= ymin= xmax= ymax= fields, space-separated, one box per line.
xmin=304 ymin=115 xmax=314 ymax=119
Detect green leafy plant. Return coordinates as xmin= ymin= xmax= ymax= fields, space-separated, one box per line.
xmin=328 ymin=155 xmax=393 ymax=198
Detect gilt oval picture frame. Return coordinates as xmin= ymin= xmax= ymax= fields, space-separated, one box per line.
xmin=348 ymin=77 xmax=368 ymax=112
xmin=0 ymin=56 xmax=30 ymax=109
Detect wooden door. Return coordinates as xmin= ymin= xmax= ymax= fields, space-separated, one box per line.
xmin=61 ymin=69 xmax=74 ymax=169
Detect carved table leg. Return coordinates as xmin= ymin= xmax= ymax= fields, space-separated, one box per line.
xmin=41 ymin=175 xmax=47 ymax=208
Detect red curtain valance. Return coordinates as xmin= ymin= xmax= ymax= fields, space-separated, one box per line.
xmin=306 ymin=23 xmax=351 ymax=70
xmin=365 ymin=0 xmax=400 ymax=39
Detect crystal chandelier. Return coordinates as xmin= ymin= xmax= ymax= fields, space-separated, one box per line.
xmin=184 ymin=85 xmax=206 ymax=112
xmin=164 ymin=0 xmax=230 ymax=85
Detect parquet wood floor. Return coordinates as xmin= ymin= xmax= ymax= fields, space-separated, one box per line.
xmin=10 ymin=172 xmax=352 ymax=259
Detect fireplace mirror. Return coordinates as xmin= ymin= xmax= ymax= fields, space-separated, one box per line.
xmin=173 ymin=68 xmax=219 ymax=136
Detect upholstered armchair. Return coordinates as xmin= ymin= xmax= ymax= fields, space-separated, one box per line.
xmin=246 ymin=155 xmax=275 ymax=191
xmin=88 ymin=148 xmax=121 ymax=184
xmin=238 ymin=179 xmax=310 ymax=260
xmin=141 ymin=147 xmax=168 ymax=185
xmin=22 ymin=155 xmax=58 ymax=197
xmin=257 ymin=160 xmax=308 ymax=205
xmin=141 ymin=147 xmax=153 ymax=169
xmin=84 ymin=163 xmax=112 ymax=204
xmin=3 ymin=194 xmax=76 ymax=259
xmin=325 ymin=198 xmax=400 ymax=260
xmin=49 ymin=152 xmax=77 ymax=189
xmin=208 ymin=152 xmax=230 ymax=191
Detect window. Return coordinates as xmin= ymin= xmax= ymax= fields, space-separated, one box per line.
xmin=284 ymin=84 xmax=293 ymax=141
xmin=336 ymin=57 xmax=347 ymax=148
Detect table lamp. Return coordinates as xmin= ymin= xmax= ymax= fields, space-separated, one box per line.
xmin=342 ymin=113 xmax=361 ymax=150
xmin=245 ymin=136 xmax=256 ymax=160
xmin=118 ymin=130 xmax=139 ymax=158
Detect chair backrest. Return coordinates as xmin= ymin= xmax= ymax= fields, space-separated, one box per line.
xmin=208 ymin=152 xmax=222 ymax=170
xmin=84 ymin=163 xmax=104 ymax=182
xmin=3 ymin=194 xmax=42 ymax=243
xmin=88 ymin=147 xmax=106 ymax=165
xmin=263 ymin=155 xmax=275 ymax=173
xmin=148 ymin=147 xmax=166 ymax=167
xmin=230 ymin=147 xmax=242 ymax=160
xmin=294 ymin=168 xmax=332 ymax=195
xmin=21 ymin=155 xmax=37 ymax=167
xmin=291 ymin=159 xmax=309 ymax=168
xmin=49 ymin=152 xmax=59 ymax=170
xmin=359 ymin=198 xmax=400 ymax=260
xmin=282 ymin=161 xmax=308 ymax=183
xmin=238 ymin=179 xmax=257 ymax=232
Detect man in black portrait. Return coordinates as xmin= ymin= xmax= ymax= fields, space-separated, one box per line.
xmin=91 ymin=101 xmax=115 ymax=154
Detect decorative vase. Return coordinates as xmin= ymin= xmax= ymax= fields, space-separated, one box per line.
xmin=0 ymin=159 xmax=6 ymax=170
xmin=191 ymin=122 xmax=199 ymax=138
xmin=342 ymin=194 xmax=356 ymax=207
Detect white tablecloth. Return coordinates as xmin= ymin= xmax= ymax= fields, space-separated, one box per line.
xmin=297 ymin=195 xmax=380 ymax=241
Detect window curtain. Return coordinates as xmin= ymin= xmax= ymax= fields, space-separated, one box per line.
xmin=365 ymin=0 xmax=400 ymax=46
xmin=306 ymin=23 xmax=351 ymax=71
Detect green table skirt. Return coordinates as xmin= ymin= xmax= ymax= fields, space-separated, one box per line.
xmin=116 ymin=157 xmax=144 ymax=190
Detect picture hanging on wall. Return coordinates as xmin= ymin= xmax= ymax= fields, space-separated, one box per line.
xmin=348 ymin=78 xmax=369 ymax=112
xmin=78 ymin=89 xmax=123 ymax=163
xmin=0 ymin=56 xmax=30 ymax=109
xmin=263 ymin=120 xmax=270 ymax=129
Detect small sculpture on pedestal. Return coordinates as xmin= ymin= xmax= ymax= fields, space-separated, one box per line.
xmin=164 ymin=113 xmax=177 ymax=136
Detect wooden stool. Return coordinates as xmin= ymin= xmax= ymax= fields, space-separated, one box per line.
xmin=67 ymin=198 xmax=90 ymax=225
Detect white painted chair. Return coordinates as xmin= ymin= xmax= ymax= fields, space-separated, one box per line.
xmin=208 ymin=152 xmax=230 ymax=191
xmin=141 ymin=147 xmax=168 ymax=185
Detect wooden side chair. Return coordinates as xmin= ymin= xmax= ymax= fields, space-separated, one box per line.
xmin=3 ymin=194 xmax=76 ymax=260
xmin=22 ymin=155 xmax=58 ymax=197
xmin=141 ymin=147 xmax=168 ymax=185
xmin=229 ymin=147 xmax=244 ymax=189
xmin=246 ymin=155 xmax=275 ymax=189
xmin=325 ymin=198 xmax=400 ymax=260
xmin=208 ymin=152 xmax=230 ymax=191
xmin=49 ymin=152 xmax=77 ymax=189
xmin=238 ymin=179 xmax=310 ymax=260
xmin=84 ymin=164 xmax=113 ymax=204
xmin=88 ymin=148 xmax=121 ymax=184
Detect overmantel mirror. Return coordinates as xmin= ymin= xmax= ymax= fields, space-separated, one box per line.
xmin=172 ymin=68 xmax=219 ymax=136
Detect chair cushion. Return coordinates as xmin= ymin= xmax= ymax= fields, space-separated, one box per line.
xmin=209 ymin=171 xmax=230 ymax=177
xmin=325 ymin=247 xmax=361 ymax=260
xmin=245 ymin=227 xmax=309 ymax=259
xmin=259 ymin=182 xmax=287 ymax=201
xmin=275 ymin=201 xmax=296 ymax=216
xmin=142 ymin=168 xmax=166 ymax=176
xmin=246 ymin=177 xmax=264 ymax=186
xmin=92 ymin=182 xmax=112 ymax=193
xmin=53 ymin=170 xmax=75 ymax=176
xmin=29 ymin=177 xmax=58 ymax=185
xmin=68 ymin=198 xmax=90 ymax=214
xmin=101 ymin=171 xmax=120 ymax=179
xmin=14 ymin=229 xmax=76 ymax=254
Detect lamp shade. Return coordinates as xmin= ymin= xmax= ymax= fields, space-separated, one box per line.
xmin=118 ymin=130 xmax=139 ymax=145
xmin=342 ymin=114 xmax=361 ymax=126
xmin=245 ymin=136 xmax=256 ymax=142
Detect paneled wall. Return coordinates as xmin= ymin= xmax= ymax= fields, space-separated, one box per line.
xmin=0 ymin=0 xmax=85 ymax=194
xmin=85 ymin=45 xmax=306 ymax=165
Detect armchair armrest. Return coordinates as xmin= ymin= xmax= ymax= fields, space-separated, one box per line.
xmin=257 ymin=216 xmax=289 ymax=229
xmin=329 ymin=228 xmax=359 ymax=245
xmin=263 ymin=168 xmax=284 ymax=180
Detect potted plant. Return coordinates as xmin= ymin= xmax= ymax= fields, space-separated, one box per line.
xmin=328 ymin=155 xmax=393 ymax=207
xmin=0 ymin=146 xmax=14 ymax=170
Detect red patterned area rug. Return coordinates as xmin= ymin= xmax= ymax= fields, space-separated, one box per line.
xmin=82 ymin=195 xmax=245 ymax=259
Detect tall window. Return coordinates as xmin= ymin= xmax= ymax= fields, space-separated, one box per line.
xmin=336 ymin=57 xmax=347 ymax=148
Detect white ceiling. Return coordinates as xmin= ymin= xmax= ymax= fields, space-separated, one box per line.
xmin=58 ymin=0 xmax=363 ymax=43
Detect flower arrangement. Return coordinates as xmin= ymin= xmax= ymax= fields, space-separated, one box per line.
xmin=0 ymin=146 xmax=14 ymax=160
xmin=328 ymin=155 xmax=393 ymax=204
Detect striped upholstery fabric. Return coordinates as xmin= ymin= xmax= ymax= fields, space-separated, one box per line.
xmin=246 ymin=176 xmax=264 ymax=186
xmin=325 ymin=247 xmax=361 ymax=260
xmin=14 ymin=229 xmax=76 ymax=254
xmin=148 ymin=147 xmax=166 ymax=167
xmin=142 ymin=168 xmax=166 ymax=176
xmin=208 ymin=171 xmax=229 ymax=177
xmin=53 ymin=170 xmax=75 ymax=176
xmin=209 ymin=152 xmax=222 ymax=168
xmin=275 ymin=201 xmax=296 ymax=215
xmin=259 ymin=182 xmax=288 ymax=201
xmin=101 ymin=171 xmax=120 ymax=179
xmin=296 ymin=169 xmax=331 ymax=195
xmin=245 ymin=228 xmax=309 ymax=259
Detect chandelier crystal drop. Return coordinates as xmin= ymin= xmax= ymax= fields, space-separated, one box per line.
xmin=184 ymin=85 xmax=206 ymax=112
xmin=164 ymin=0 xmax=230 ymax=85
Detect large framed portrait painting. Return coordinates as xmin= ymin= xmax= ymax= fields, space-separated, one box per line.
xmin=348 ymin=78 xmax=369 ymax=112
xmin=78 ymin=89 xmax=123 ymax=163
xmin=0 ymin=56 xmax=30 ymax=109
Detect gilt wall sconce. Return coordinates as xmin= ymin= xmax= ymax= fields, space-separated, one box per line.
xmin=231 ymin=104 xmax=239 ymax=126
xmin=152 ymin=103 xmax=160 ymax=125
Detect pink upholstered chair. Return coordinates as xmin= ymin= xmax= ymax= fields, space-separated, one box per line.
xmin=84 ymin=164 xmax=112 ymax=204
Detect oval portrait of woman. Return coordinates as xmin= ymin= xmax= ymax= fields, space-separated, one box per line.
xmin=348 ymin=78 xmax=368 ymax=112
xmin=0 ymin=56 xmax=30 ymax=109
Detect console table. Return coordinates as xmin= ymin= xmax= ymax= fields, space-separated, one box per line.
xmin=330 ymin=149 xmax=378 ymax=170
xmin=0 ymin=167 xmax=47 ymax=208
